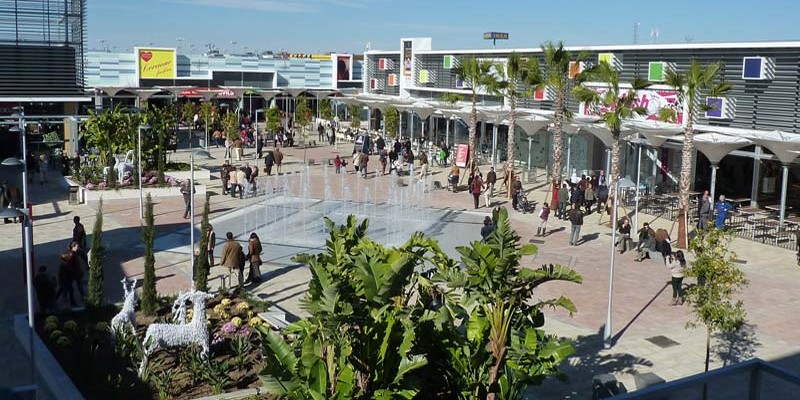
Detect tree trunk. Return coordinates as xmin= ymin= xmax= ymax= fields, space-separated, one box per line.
xmin=506 ymin=95 xmax=517 ymax=198
xmin=469 ymin=92 xmax=479 ymax=175
xmin=703 ymin=326 xmax=711 ymax=400
xmin=551 ymin=89 xmax=565 ymax=186
xmin=608 ymin=136 xmax=621 ymax=224
xmin=677 ymin=109 xmax=695 ymax=248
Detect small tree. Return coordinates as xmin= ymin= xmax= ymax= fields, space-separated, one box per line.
xmin=182 ymin=101 xmax=196 ymax=128
xmin=319 ymin=98 xmax=333 ymax=120
xmin=194 ymin=193 xmax=211 ymax=291
xmin=222 ymin=112 xmax=239 ymax=141
xmin=348 ymin=104 xmax=362 ymax=129
xmin=145 ymin=104 xmax=175 ymax=184
xmin=686 ymin=228 xmax=748 ymax=373
xmin=141 ymin=194 xmax=158 ymax=315
xmin=295 ymin=96 xmax=312 ymax=144
xmin=266 ymin=106 xmax=281 ymax=134
xmin=86 ymin=199 xmax=106 ymax=308
xmin=384 ymin=106 xmax=399 ymax=139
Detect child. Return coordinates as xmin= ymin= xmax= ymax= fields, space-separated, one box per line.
xmin=537 ymin=202 xmax=550 ymax=237
xmin=334 ymin=155 xmax=342 ymax=174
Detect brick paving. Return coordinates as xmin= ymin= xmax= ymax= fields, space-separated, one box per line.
xmin=1 ymin=138 xmax=799 ymax=398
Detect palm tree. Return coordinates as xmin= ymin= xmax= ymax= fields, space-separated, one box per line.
xmin=660 ymin=60 xmax=731 ymax=247
xmin=574 ymin=61 xmax=650 ymax=214
xmin=488 ymin=52 xmax=544 ymax=197
xmin=541 ymin=42 xmax=589 ymax=194
xmin=454 ymin=57 xmax=493 ymax=174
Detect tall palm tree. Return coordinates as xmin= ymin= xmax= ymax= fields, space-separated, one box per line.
xmin=488 ymin=52 xmax=544 ymax=197
xmin=454 ymin=57 xmax=493 ymax=174
xmin=541 ymin=42 xmax=589 ymax=198
xmin=660 ymin=60 xmax=731 ymax=247
xmin=574 ymin=61 xmax=650 ymax=211
xmin=441 ymin=92 xmax=462 ymax=150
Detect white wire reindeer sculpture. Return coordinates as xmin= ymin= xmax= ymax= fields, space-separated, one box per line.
xmin=110 ymin=278 xmax=138 ymax=334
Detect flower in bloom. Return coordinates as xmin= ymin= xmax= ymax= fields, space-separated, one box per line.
xmin=221 ymin=321 xmax=236 ymax=334
xmin=237 ymin=326 xmax=251 ymax=338
xmin=231 ymin=317 xmax=243 ymax=328
xmin=248 ymin=317 xmax=262 ymax=327
xmin=235 ymin=302 xmax=249 ymax=311
xmin=220 ymin=298 xmax=232 ymax=306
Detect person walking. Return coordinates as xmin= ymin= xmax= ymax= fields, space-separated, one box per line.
xmin=668 ymin=251 xmax=686 ymax=305
xmin=207 ymin=224 xmax=216 ymax=267
xmin=246 ymin=233 xmax=263 ymax=284
xmin=417 ymin=152 xmax=428 ymax=181
xmin=274 ymin=147 xmax=284 ymax=175
xmin=352 ymin=150 xmax=361 ymax=174
xmin=228 ymin=167 xmax=239 ymax=198
xmin=617 ymin=217 xmax=633 ymax=253
xmin=221 ymin=162 xmax=230 ymax=195
xmin=256 ymin=132 xmax=264 ymax=159
xmin=537 ymin=202 xmax=550 ymax=237
xmin=511 ymin=176 xmax=523 ymax=211
xmin=698 ymin=190 xmax=711 ymax=230
xmin=264 ymin=150 xmax=274 ymax=176
xmin=317 ymin=123 xmax=325 ymax=143
xmin=33 ymin=265 xmax=57 ymax=312
xmin=72 ymin=216 xmax=87 ymax=250
xmin=484 ymin=167 xmax=496 ymax=208
xmin=236 ymin=167 xmax=247 ymax=199
xmin=334 ymin=155 xmax=342 ymax=174
xmin=568 ymin=204 xmax=584 ymax=246
xmin=557 ymin=183 xmax=569 ymax=220
xmin=584 ymin=183 xmax=596 ymax=213
xmin=654 ymin=229 xmax=672 ymax=264
xmin=470 ymin=173 xmax=483 ymax=209
xmin=379 ymin=148 xmax=387 ymax=175
xmin=234 ymin=137 xmax=244 ymax=161
xmin=224 ymin=138 xmax=233 ymax=161
xmin=360 ymin=151 xmax=369 ymax=178
xmin=597 ymin=184 xmax=609 ymax=214
xmin=181 ymin=179 xmax=194 ymax=219
xmin=39 ymin=153 xmax=49 ymax=184
xmin=449 ymin=165 xmax=460 ymax=192
xmin=219 ymin=232 xmax=245 ymax=289
xmin=714 ymin=194 xmax=732 ymax=229
xmin=480 ymin=216 xmax=494 ymax=242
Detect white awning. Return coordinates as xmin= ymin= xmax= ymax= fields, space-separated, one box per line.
xmin=670 ymin=133 xmax=753 ymax=164
xmin=625 ymin=120 xmax=683 ymax=147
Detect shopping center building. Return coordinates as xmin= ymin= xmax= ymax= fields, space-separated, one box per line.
xmin=363 ymin=38 xmax=800 ymax=215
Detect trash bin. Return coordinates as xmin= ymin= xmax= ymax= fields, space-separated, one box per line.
xmin=69 ymin=185 xmax=80 ymax=205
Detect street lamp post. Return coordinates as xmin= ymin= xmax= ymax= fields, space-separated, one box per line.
xmin=604 ymin=178 xmax=622 ymax=348
xmin=138 ymin=124 xmax=151 ymax=219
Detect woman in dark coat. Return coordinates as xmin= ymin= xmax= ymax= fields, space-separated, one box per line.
xmin=246 ymin=233 xmax=263 ymax=284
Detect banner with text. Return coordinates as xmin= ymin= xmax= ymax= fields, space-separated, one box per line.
xmin=455 ymin=144 xmax=470 ymax=168
xmin=578 ymin=85 xmax=684 ymax=123
xmin=137 ymin=48 xmax=176 ymax=80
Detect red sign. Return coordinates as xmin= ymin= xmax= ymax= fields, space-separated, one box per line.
xmin=455 ymin=144 xmax=469 ymax=168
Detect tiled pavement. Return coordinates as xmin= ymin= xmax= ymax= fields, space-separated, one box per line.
xmin=1 ymin=139 xmax=798 ymax=398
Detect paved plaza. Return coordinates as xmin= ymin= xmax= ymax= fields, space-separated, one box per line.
xmin=2 ymin=140 xmax=799 ymax=398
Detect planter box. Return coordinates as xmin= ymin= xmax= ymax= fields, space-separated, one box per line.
xmin=64 ymin=177 xmax=207 ymax=204
xmin=14 ymin=314 xmax=84 ymax=400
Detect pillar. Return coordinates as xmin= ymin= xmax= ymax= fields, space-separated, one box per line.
xmin=751 ymin=146 xmax=761 ymax=208
xmin=709 ymin=164 xmax=718 ymax=209
xmin=780 ymin=164 xmax=789 ymax=225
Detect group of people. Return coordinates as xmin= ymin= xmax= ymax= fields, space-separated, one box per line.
xmin=220 ymin=161 xmax=261 ymax=199
xmin=219 ymin=231 xmax=264 ymax=289
xmin=33 ymin=217 xmax=89 ymax=311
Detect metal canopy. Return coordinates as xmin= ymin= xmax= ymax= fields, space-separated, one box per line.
xmin=626 ymin=120 xmax=684 ymax=147
xmin=692 ymin=133 xmax=753 ymax=164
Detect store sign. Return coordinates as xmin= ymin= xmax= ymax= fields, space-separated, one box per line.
xmin=579 ymin=85 xmax=684 ymax=123
xmin=137 ymin=48 xmax=176 ymax=79
xmin=402 ymin=40 xmax=412 ymax=76
xmin=455 ymin=144 xmax=470 ymax=168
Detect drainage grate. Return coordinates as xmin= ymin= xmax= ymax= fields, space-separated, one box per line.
xmin=528 ymin=239 xmax=545 ymax=244
xmin=645 ymin=335 xmax=680 ymax=349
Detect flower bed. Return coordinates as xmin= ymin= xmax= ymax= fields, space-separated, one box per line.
xmin=37 ymin=293 xmax=274 ymax=400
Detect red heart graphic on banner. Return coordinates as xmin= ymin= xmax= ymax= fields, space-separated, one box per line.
xmin=141 ymin=51 xmax=153 ymax=62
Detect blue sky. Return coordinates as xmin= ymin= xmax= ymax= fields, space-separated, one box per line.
xmin=90 ymin=0 xmax=799 ymax=54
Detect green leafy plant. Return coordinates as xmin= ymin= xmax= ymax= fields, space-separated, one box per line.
xmin=195 ymin=193 xmax=211 ymax=291
xmin=348 ymin=104 xmax=362 ymax=129
xmin=222 ymin=112 xmax=239 ymax=141
xmin=202 ymin=358 xmax=235 ymax=394
xmin=384 ymin=106 xmax=399 ymax=139
xmin=266 ymin=106 xmax=281 ymax=134
xmin=295 ymin=95 xmax=312 ymax=131
xmin=182 ymin=101 xmax=196 ymax=127
xmin=141 ymin=194 xmax=158 ymax=315
xmin=149 ymin=366 xmax=183 ymax=400
xmin=686 ymin=228 xmax=748 ymax=373
xmin=319 ymin=98 xmax=333 ymax=120
xmin=86 ymin=199 xmax=106 ymax=307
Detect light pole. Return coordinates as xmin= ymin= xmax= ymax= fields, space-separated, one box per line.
xmin=604 ymin=177 xmax=621 ymax=348
xmin=634 ymin=139 xmax=643 ymax=230
xmin=138 ymin=124 xmax=151 ymax=219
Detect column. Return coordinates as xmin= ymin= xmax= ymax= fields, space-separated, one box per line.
xmin=779 ymin=164 xmax=789 ymax=225
xmin=751 ymin=146 xmax=761 ymax=208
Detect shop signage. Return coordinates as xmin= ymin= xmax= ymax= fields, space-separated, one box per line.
xmin=137 ymin=48 xmax=176 ymax=79
xmin=455 ymin=144 xmax=470 ymax=168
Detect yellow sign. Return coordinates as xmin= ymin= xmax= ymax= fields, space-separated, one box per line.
xmin=138 ymin=48 xmax=175 ymax=79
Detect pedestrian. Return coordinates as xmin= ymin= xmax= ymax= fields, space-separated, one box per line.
xmin=417 ymin=152 xmax=428 ymax=180
xmin=318 ymin=123 xmax=325 ymax=143
xmin=654 ymin=229 xmax=672 ymax=264
xmin=0 ymin=180 xmax=9 ymax=223
xmin=584 ymin=182 xmax=596 ymax=213
xmin=568 ymin=203 xmax=584 ymax=246
xmin=379 ymin=149 xmax=387 ymax=175
xmin=219 ymin=232 xmax=245 ymax=289
xmin=236 ymin=167 xmax=246 ymax=199
xmin=448 ymin=165 xmax=460 ymax=192
xmin=246 ymin=232 xmax=263 ymax=284
xmin=557 ymin=183 xmax=569 ymax=220
xmin=207 ymin=224 xmax=216 ymax=267
xmin=480 ymin=216 xmax=493 ymax=242
xmin=537 ymin=202 xmax=550 ymax=237
xmin=714 ymin=194 xmax=732 ymax=229
xmin=33 ymin=265 xmax=57 ymax=312
xmin=181 ymin=179 xmax=194 ymax=219
xmin=470 ymin=173 xmax=483 ymax=209
xmin=274 ymin=147 xmax=284 ymax=175
xmin=634 ymin=223 xmax=657 ymax=262
xmin=221 ymin=162 xmax=230 ymax=195
xmin=597 ymin=184 xmax=609 ymax=214
xmin=256 ymin=132 xmax=264 ymax=159
xmin=360 ymin=151 xmax=369 ymax=178
xmin=228 ymin=167 xmax=238 ymax=198
xmin=511 ymin=176 xmax=523 ymax=211
xmin=234 ymin=138 xmax=244 ymax=161
xmin=668 ymin=251 xmax=686 ymax=305
xmin=698 ymin=190 xmax=711 ymax=230
xmin=39 ymin=153 xmax=49 ymax=184
xmin=334 ymin=155 xmax=342 ymax=174
xmin=224 ymin=138 xmax=233 ymax=161
xmin=617 ymin=217 xmax=633 ymax=253
xmin=264 ymin=150 xmax=274 ymax=176
xmin=484 ymin=167 xmax=496 ymax=207
xmin=72 ymin=216 xmax=87 ymax=250
xmin=353 ymin=150 xmax=361 ymax=174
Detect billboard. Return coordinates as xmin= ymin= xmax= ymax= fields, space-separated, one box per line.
xmin=578 ymin=85 xmax=685 ymax=123
xmin=336 ymin=54 xmax=352 ymax=81
xmin=137 ymin=48 xmax=176 ymax=80
xmin=402 ymin=40 xmax=412 ymax=76
xmin=455 ymin=144 xmax=470 ymax=168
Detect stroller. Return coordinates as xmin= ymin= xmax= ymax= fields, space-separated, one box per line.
xmin=517 ymin=192 xmax=536 ymax=214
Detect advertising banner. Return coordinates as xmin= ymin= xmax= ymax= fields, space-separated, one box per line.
xmin=137 ymin=48 xmax=176 ymax=79
xmin=337 ymin=55 xmax=352 ymax=81
xmin=455 ymin=144 xmax=470 ymax=168
xmin=402 ymin=40 xmax=412 ymax=76
xmin=578 ymin=85 xmax=684 ymax=123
